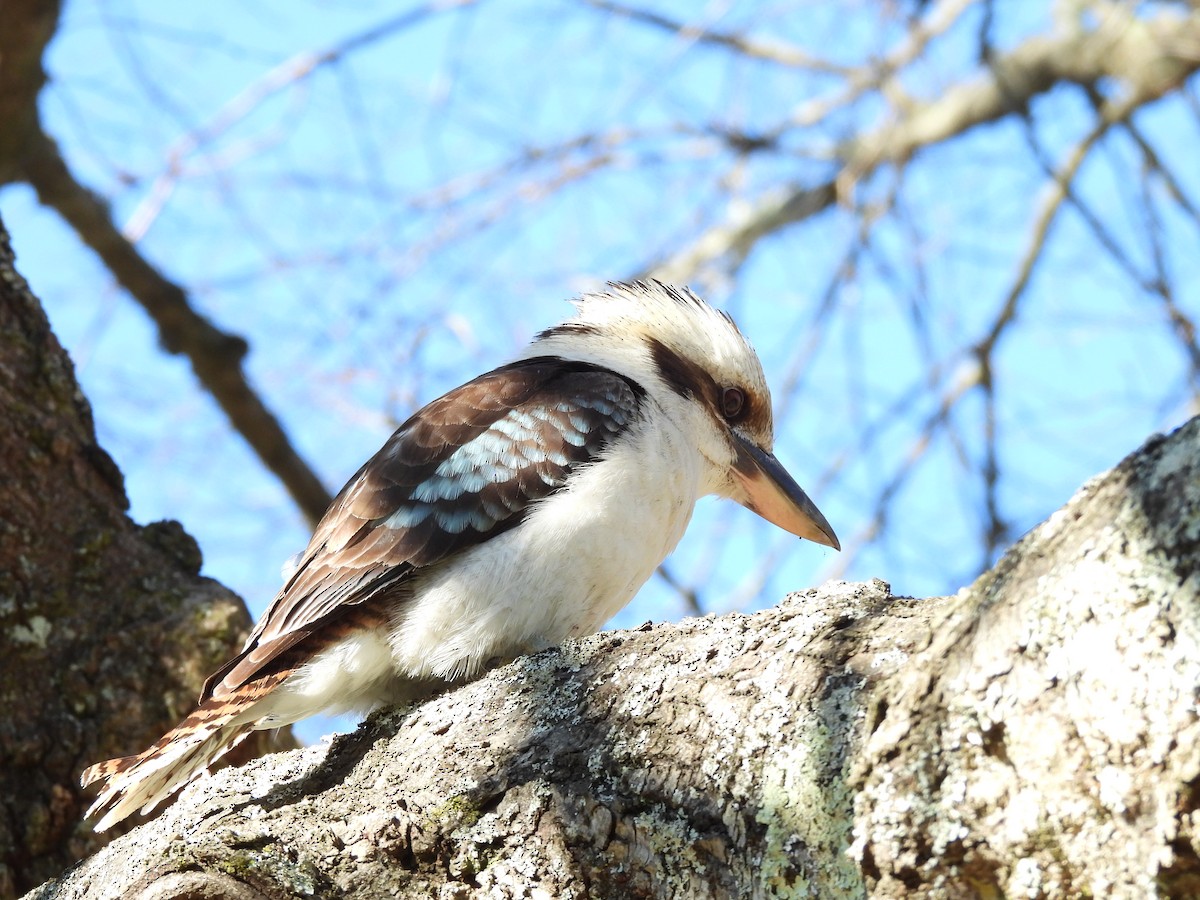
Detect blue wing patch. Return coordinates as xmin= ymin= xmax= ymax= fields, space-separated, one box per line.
xmin=384 ymin=380 xmax=636 ymax=535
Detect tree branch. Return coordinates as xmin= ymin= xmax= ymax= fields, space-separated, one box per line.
xmin=15 ymin=129 xmax=333 ymax=525
xmin=0 ymin=211 xmax=297 ymax=897
xmin=18 ymin=131 xmax=336 ymax=525
xmin=654 ymin=4 xmax=1200 ymax=285
xmin=38 ymin=416 xmax=1200 ymax=898
xmin=583 ymin=0 xmax=849 ymax=71
xmin=0 ymin=0 xmax=337 ymax=525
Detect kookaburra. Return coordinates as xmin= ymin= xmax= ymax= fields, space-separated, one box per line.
xmin=81 ymin=280 xmax=838 ymax=831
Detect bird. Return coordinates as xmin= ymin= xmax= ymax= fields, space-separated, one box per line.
xmin=80 ymin=279 xmax=839 ymax=831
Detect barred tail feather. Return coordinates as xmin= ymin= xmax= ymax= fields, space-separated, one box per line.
xmin=81 ymin=677 xmax=283 ymax=832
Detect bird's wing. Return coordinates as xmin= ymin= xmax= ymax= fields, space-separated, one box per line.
xmin=202 ymin=356 xmax=644 ymax=699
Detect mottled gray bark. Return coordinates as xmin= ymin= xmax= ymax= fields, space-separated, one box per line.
xmin=0 ymin=214 xmax=295 ymax=899
xmin=27 ymin=416 xmax=1200 ymax=898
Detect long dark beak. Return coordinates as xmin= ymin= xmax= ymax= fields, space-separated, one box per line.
xmin=731 ymin=435 xmax=840 ymax=550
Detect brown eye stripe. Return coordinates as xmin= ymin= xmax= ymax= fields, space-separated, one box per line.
xmin=648 ymin=336 xmax=719 ymax=403
xmin=647 ymin=336 xmax=769 ymax=434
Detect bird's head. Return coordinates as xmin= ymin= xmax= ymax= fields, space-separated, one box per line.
xmin=524 ymin=280 xmax=839 ymax=550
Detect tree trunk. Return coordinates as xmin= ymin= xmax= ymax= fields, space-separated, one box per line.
xmin=0 ymin=213 xmax=295 ymax=899
xmin=23 ymin=412 xmax=1200 ymax=897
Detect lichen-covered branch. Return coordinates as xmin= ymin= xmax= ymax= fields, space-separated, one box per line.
xmin=33 ymin=416 xmax=1200 ymax=898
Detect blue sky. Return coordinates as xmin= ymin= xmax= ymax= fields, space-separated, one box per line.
xmin=5 ymin=0 xmax=1197 ymax=741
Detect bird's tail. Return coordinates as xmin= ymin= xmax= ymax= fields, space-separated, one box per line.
xmin=81 ymin=675 xmax=284 ymax=832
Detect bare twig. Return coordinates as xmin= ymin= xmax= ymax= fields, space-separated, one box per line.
xmin=654 ymin=5 xmax=1200 ymax=288
xmin=582 ymin=0 xmax=849 ymax=72
xmin=124 ymin=0 xmax=480 ymax=239
xmin=655 ymin=563 xmax=705 ymax=617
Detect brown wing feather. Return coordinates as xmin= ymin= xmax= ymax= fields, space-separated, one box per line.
xmin=202 ymin=357 xmax=643 ymax=700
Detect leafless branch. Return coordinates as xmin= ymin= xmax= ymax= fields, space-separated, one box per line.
xmin=582 ymin=0 xmax=849 ymax=71
xmin=19 ymin=130 xmax=334 ymax=524
xmin=654 ymin=5 xmax=1200 ymax=288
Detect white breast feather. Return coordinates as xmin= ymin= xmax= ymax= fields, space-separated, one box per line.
xmin=392 ymin=403 xmax=701 ymax=681
xmin=260 ymin=390 xmax=708 ymax=722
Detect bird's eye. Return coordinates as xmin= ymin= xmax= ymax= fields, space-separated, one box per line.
xmin=721 ymin=387 xmax=746 ymax=421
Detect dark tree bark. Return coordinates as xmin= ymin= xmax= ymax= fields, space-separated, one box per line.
xmin=0 ymin=214 xmax=295 ymax=899
xmin=23 ymin=414 xmax=1200 ymax=898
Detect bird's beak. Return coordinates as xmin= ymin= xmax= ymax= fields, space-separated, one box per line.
xmin=730 ymin=435 xmax=840 ymax=550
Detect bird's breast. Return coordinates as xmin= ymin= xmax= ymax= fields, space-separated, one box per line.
xmin=389 ymin=421 xmax=702 ymax=681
